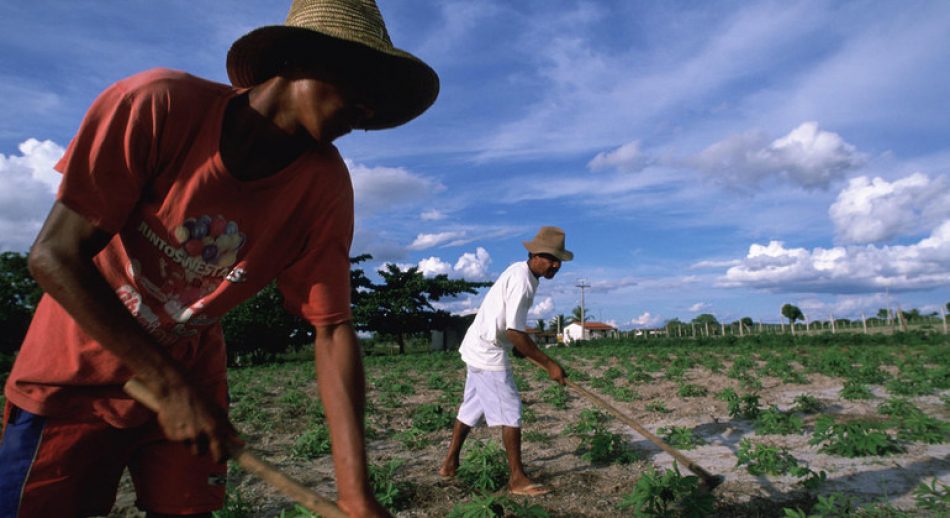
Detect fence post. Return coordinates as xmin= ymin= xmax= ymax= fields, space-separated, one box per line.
xmin=942 ymin=307 xmax=948 ymax=335
xmin=830 ymin=313 xmax=836 ymax=334
xmin=861 ymin=313 xmax=868 ymax=335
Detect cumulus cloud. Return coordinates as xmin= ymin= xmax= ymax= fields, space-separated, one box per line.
xmin=588 ymin=140 xmax=647 ymax=172
xmin=0 ymin=138 xmax=64 ymax=251
xmin=631 ymin=311 xmax=663 ymax=328
xmin=417 ymin=247 xmax=492 ymax=281
xmin=689 ymin=302 xmax=712 ymax=313
xmin=719 ymin=222 xmax=950 ymax=293
xmin=829 ymin=173 xmax=950 ymax=244
xmin=691 ymin=122 xmax=864 ymax=190
xmin=347 ymin=160 xmax=444 ymax=216
xmin=408 ymin=231 xmax=467 ymax=250
xmin=530 ymin=296 xmax=555 ymax=318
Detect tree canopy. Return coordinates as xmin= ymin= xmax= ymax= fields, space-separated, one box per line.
xmin=352 ymin=259 xmax=489 ymax=353
xmin=691 ymin=313 xmax=719 ymax=326
xmin=1 ymin=252 xmax=42 ymax=355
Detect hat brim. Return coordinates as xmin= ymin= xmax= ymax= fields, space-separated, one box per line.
xmin=523 ymin=241 xmax=574 ymax=262
xmin=227 ymin=26 xmax=439 ymax=130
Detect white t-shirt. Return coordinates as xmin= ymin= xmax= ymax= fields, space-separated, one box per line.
xmin=459 ymin=261 xmax=539 ymax=371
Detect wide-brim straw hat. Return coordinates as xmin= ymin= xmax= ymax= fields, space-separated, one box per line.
xmin=523 ymin=226 xmax=574 ymax=261
xmin=227 ymin=0 xmax=439 ymax=130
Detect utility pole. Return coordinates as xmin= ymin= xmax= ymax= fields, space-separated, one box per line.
xmin=576 ymin=279 xmax=590 ymax=340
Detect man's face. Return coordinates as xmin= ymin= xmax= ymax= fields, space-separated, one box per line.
xmin=531 ymin=253 xmax=562 ymax=279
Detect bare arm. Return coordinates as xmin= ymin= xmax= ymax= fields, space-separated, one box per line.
xmin=313 ymin=321 xmax=389 ymax=518
xmin=506 ymin=329 xmax=565 ymax=384
xmin=28 ymin=201 xmax=234 ymax=460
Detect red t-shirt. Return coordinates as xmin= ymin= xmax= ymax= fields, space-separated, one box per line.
xmin=5 ymin=69 xmax=354 ymax=427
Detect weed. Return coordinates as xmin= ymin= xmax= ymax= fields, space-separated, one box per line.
xmin=809 ymin=415 xmax=904 ymax=457
xmin=755 ymin=406 xmax=804 ymax=435
xmin=913 ymin=477 xmax=949 ymax=513
xmin=677 ymin=383 xmax=708 ymax=398
xmin=657 ymin=426 xmax=705 ymax=450
xmin=791 ymin=394 xmax=823 ymax=414
xmin=395 ymin=426 xmax=430 ymax=450
xmin=724 ymin=392 xmax=761 ymax=420
xmin=522 ymin=430 xmax=554 ymax=444
xmin=565 ymin=408 xmax=610 ymax=435
xmin=369 ymin=459 xmax=412 ymax=511
xmin=894 ymin=413 xmax=949 ymax=444
xmin=716 ymin=387 xmax=738 ymax=402
xmin=290 ymin=422 xmax=331 ymax=459
xmin=457 ymin=440 xmax=509 ymax=493
xmin=626 ymin=368 xmax=654 ymax=384
xmin=664 ymin=365 xmax=686 ymax=381
xmin=646 ymin=400 xmax=670 ymax=413
xmin=412 ymin=403 xmax=454 ymax=432
xmin=447 ymin=494 xmax=550 ymax=518
xmin=604 ymin=385 xmax=638 ymax=402
xmin=877 ymin=397 xmax=920 ymax=418
xmin=212 ymin=484 xmax=254 ymax=518
xmin=577 ymin=429 xmax=639 ymax=465
xmin=735 ymin=439 xmax=800 ymax=476
xmin=618 ymin=463 xmax=715 ymax=517
xmin=540 ymin=384 xmax=569 ymax=409
xmin=840 ymin=380 xmax=875 ymax=400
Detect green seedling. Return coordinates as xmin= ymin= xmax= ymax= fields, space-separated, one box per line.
xmin=791 ymin=394 xmax=822 ymax=414
xmin=456 ymin=440 xmax=509 ymax=493
xmin=840 ymin=380 xmax=875 ymax=400
xmin=577 ymin=430 xmax=639 ymax=465
xmin=657 ymin=426 xmax=705 ymax=450
xmin=735 ymin=439 xmax=799 ymax=476
xmin=810 ymin=415 xmax=904 ymax=457
xmin=411 ymin=403 xmax=454 ymax=432
xmin=290 ymin=422 xmax=331 ymax=459
xmin=912 ymin=477 xmax=949 ymax=513
xmin=540 ymin=384 xmax=569 ymax=409
xmin=369 ymin=459 xmax=411 ymax=512
xmin=677 ymin=383 xmax=708 ymax=398
xmin=646 ymin=400 xmax=670 ymax=414
xmin=755 ymin=406 xmax=804 ymax=435
xmin=618 ymin=463 xmax=714 ymax=518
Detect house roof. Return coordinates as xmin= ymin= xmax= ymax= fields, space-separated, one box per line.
xmin=569 ymin=321 xmax=617 ymax=331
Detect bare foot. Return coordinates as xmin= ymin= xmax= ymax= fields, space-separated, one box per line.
xmin=438 ymin=461 xmax=457 ymax=478
xmin=509 ymin=482 xmax=552 ymax=496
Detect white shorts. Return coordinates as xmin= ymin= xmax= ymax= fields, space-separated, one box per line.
xmin=456 ymin=366 xmax=522 ymax=428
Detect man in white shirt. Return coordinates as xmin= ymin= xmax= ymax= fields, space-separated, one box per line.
xmin=438 ymin=227 xmax=571 ymax=496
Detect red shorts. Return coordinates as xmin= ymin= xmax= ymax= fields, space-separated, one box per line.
xmin=0 ymin=400 xmax=227 ymax=517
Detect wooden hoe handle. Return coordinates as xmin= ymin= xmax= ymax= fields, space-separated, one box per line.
xmin=123 ymin=378 xmax=347 ymax=518
xmin=530 ymin=359 xmax=719 ymax=484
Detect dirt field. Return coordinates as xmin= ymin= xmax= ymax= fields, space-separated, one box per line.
xmin=108 ymin=342 xmax=950 ymax=517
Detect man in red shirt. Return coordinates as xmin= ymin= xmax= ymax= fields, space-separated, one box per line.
xmin=0 ymin=1 xmax=438 ymax=517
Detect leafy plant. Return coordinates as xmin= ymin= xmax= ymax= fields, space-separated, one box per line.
xmin=809 ymin=415 xmax=904 ymax=457
xmin=913 ymin=477 xmax=949 ymax=513
xmin=618 ymin=463 xmax=715 ymax=517
xmin=792 ymin=393 xmax=823 ymax=414
xmin=577 ymin=429 xmax=639 ymax=465
xmin=735 ymin=439 xmax=799 ymax=476
xmin=412 ymin=403 xmax=454 ymax=432
xmin=540 ymin=384 xmax=569 ymax=409
xmin=447 ymin=494 xmax=549 ymax=518
xmin=657 ymin=426 xmax=705 ymax=450
xmin=565 ymin=408 xmax=610 ymax=435
xmin=290 ymin=422 xmax=331 ymax=459
xmin=839 ymin=380 xmax=875 ymax=400
xmin=677 ymin=383 xmax=708 ymax=398
xmin=723 ymin=392 xmax=761 ymax=420
xmin=394 ymin=426 xmax=429 ymax=450
xmin=369 ymin=459 xmax=411 ymax=511
xmin=754 ymin=406 xmax=804 ymax=435
xmin=894 ymin=412 xmax=949 ymax=444
xmin=456 ymin=440 xmax=509 ymax=492
xmin=646 ymin=400 xmax=670 ymax=413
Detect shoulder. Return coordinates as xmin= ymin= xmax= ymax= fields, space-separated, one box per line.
xmin=108 ymin=68 xmax=230 ymax=108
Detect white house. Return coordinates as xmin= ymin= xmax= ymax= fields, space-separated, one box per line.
xmin=563 ymin=321 xmax=619 ymax=343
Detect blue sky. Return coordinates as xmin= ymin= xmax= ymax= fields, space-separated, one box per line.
xmin=1 ymin=1 xmax=949 ymax=329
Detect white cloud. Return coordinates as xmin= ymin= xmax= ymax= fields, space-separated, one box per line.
xmin=829 ymin=173 xmax=950 ymax=244
xmin=691 ymin=122 xmax=864 ymax=190
xmin=720 ymin=221 xmax=950 ymax=293
xmin=588 ymin=140 xmax=647 ymax=172
xmin=408 ymin=231 xmax=466 ymax=250
xmin=631 ymin=311 xmax=663 ymax=328
xmin=420 ymin=209 xmax=446 ymax=221
xmin=530 ymin=296 xmax=554 ymax=318
xmin=0 ymin=138 xmax=64 ymax=251
xmin=347 ymin=160 xmax=444 ymax=216
xmin=691 ymin=259 xmax=741 ymax=269
xmin=417 ymin=247 xmax=492 ymax=281
xmin=689 ymin=302 xmax=711 ymax=313
xmin=454 ymin=247 xmax=492 ymax=281
xmin=417 ymin=256 xmax=453 ymax=277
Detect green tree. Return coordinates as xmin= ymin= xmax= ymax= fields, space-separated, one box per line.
xmin=349 ymin=254 xmax=375 ymax=330
xmin=781 ymin=304 xmax=804 ymax=335
xmin=0 ymin=252 xmax=43 ymax=355
xmin=691 ymin=313 xmax=719 ymax=326
xmin=535 ymin=319 xmax=546 ymax=333
xmin=570 ymin=305 xmax=593 ymax=324
xmin=355 ymin=263 xmax=488 ymax=354
xmin=740 ymin=317 xmax=754 ymax=328
xmin=221 ymin=282 xmax=312 ymax=365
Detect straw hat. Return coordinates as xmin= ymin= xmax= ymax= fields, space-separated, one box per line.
xmin=227 ymin=0 xmax=439 ymax=130
xmin=523 ymin=226 xmax=574 ymax=261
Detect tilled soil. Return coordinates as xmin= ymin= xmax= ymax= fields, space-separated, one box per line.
xmin=109 ymin=352 xmax=949 ymax=517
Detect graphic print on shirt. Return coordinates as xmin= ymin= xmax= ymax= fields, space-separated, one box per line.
xmin=119 ymin=214 xmax=248 ymax=345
